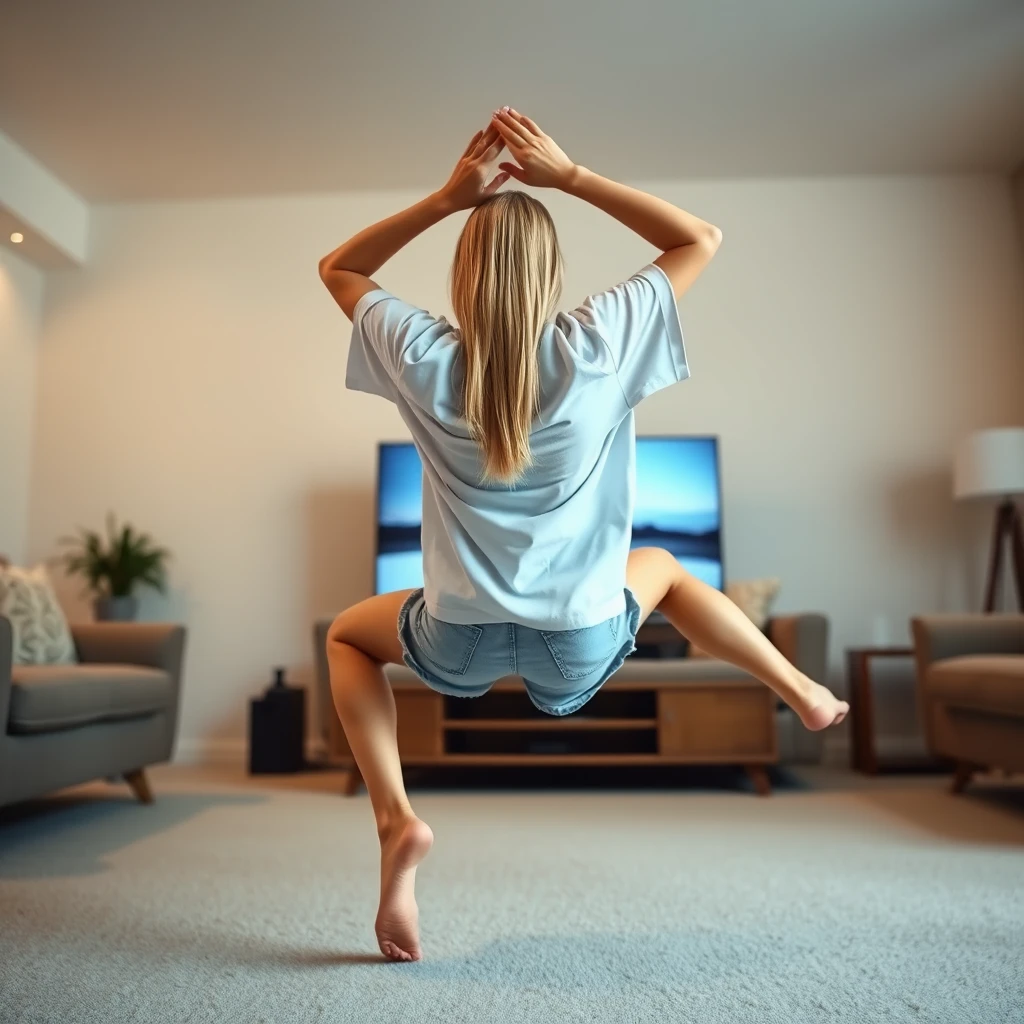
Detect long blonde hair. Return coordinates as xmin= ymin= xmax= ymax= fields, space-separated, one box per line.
xmin=450 ymin=191 xmax=563 ymax=484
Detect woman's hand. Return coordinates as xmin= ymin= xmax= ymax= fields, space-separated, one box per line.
xmin=436 ymin=124 xmax=510 ymax=212
xmin=491 ymin=108 xmax=577 ymax=190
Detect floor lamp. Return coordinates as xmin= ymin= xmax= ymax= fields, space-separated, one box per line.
xmin=954 ymin=427 xmax=1024 ymax=613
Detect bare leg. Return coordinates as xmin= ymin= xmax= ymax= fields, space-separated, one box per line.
xmin=326 ymin=590 xmax=434 ymax=962
xmin=626 ymin=548 xmax=848 ymax=730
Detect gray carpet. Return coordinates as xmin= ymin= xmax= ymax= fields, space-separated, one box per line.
xmin=1 ymin=768 xmax=1022 ymax=1024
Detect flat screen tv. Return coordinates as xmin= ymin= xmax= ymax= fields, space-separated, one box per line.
xmin=374 ymin=436 xmax=724 ymax=595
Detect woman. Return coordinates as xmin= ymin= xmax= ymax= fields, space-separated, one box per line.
xmin=318 ymin=107 xmax=848 ymax=962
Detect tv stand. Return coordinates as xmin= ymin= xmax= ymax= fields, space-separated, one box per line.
xmin=332 ymin=669 xmax=778 ymax=797
xmin=315 ymin=613 xmax=829 ymax=794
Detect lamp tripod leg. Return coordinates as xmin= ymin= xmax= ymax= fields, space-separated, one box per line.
xmin=983 ymin=503 xmax=1009 ymax=613
xmin=1010 ymin=503 xmax=1024 ymax=613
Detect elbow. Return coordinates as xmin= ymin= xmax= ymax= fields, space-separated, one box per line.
xmin=317 ymin=256 xmax=332 ymax=282
xmin=704 ymin=225 xmax=723 ymax=251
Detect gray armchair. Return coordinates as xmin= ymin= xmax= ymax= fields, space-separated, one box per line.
xmin=1 ymin=616 xmax=186 ymax=808
xmin=911 ymin=614 xmax=1024 ymax=792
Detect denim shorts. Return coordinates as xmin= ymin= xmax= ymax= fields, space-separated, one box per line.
xmin=396 ymin=588 xmax=642 ymax=716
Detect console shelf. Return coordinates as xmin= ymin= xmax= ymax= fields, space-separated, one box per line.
xmin=331 ymin=675 xmax=779 ymax=797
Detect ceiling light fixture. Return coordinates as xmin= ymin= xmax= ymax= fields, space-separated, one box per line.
xmin=10 ymin=232 xmax=24 ymax=244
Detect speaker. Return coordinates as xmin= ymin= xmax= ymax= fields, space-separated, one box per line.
xmin=249 ymin=668 xmax=306 ymax=774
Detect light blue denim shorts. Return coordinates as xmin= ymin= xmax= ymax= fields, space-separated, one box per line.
xmin=396 ymin=588 xmax=642 ymax=716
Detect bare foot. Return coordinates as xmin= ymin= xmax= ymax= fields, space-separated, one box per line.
xmin=790 ymin=674 xmax=849 ymax=731
xmin=376 ymin=814 xmax=433 ymax=962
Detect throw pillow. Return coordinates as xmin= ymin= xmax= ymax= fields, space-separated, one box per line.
xmin=688 ymin=577 xmax=782 ymax=658
xmin=0 ymin=563 xmax=78 ymax=665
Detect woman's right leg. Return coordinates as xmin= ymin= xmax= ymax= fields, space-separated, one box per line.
xmin=626 ymin=547 xmax=848 ymax=730
xmin=326 ymin=590 xmax=434 ymax=962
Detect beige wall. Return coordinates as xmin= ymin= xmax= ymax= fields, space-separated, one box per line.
xmin=28 ymin=175 xmax=1024 ymax=758
xmin=0 ymin=247 xmax=43 ymax=563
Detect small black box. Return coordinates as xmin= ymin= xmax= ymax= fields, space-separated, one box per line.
xmin=249 ymin=669 xmax=306 ymax=774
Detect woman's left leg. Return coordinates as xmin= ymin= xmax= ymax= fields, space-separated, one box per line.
xmin=626 ymin=548 xmax=848 ymax=730
xmin=326 ymin=590 xmax=433 ymax=962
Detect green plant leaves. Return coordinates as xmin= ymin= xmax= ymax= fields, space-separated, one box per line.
xmin=59 ymin=513 xmax=170 ymax=598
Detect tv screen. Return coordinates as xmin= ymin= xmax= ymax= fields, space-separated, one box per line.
xmin=375 ymin=436 xmax=723 ymax=595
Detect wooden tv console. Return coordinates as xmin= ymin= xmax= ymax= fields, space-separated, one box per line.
xmin=330 ymin=671 xmax=779 ymax=796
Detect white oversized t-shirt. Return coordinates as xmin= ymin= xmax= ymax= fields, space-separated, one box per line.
xmin=346 ymin=262 xmax=689 ymax=630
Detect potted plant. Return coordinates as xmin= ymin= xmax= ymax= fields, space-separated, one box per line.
xmin=60 ymin=513 xmax=170 ymax=621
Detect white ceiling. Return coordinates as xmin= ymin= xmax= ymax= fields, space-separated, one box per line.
xmin=2 ymin=0 xmax=1023 ymax=201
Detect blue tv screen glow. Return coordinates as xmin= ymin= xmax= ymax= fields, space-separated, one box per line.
xmin=375 ymin=436 xmax=723 ymax=595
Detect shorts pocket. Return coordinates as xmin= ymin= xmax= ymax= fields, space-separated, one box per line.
xmin=539 ymin=618 xmax=620 ymax=681
xmin=412 ymin=608 xmax=484 ymax=677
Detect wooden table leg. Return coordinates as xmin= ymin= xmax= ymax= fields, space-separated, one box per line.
xmin=124 ymin=769 xmax=154 ymax=804
xmin=950 ymin=761 xmax=977 ymax=794
xmin=343 ymin=763 xmax=363 ymax=796
xmin=744 ymin=764 xmax=772 ymax=797
xmin=847 ymin=650 xmax=878 ymax=775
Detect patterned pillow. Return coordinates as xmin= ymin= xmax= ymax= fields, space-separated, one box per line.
xmin=0 ymin=563 xmax=78 ymax=665
xmin=688 ymin=578 xmax=781 ymax=659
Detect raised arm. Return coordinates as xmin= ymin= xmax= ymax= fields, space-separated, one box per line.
xmin=563 ymin=170 xmax=721 ymax=300
xmin=491 ymin=108 xmax=721 ymax=299
xmin=318 ymin=124 xmax=509 ymax=320
xmin=318 ymin=195 xmax=450 ymax=320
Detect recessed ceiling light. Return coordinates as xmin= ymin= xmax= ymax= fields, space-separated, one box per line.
xmin=10 ymin=232 xmax=24 ymax=244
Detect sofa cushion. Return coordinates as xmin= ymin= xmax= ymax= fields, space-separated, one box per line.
xmin=8 ymin=664 xmax=173 ymax=734
xmin=926 ymin=656 xmax=1024 ymax=717
xmin=0 ymin=563 xmax=77 ymax=665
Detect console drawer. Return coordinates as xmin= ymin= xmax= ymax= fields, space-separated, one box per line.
xmin=657 ymin=687 xmax=776 ymax=760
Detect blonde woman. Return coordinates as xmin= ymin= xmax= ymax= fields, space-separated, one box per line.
xmin=319 ymin=108 xmax=848 ymax=962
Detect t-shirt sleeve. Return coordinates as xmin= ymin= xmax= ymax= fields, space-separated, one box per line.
xmin=569 ymin=263 xmax=689 ymax=408
xmin=345 ymin=289 xmax=444 ymax=402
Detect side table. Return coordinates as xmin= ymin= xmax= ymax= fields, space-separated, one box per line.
xmin=846 ymin=645 xmax=939 ymax=774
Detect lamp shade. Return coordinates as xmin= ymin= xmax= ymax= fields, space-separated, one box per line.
xmin=953 ymin=428 xmax=1024 ymax=500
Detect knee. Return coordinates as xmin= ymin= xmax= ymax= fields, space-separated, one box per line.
xmin=633 ymin=546 xmax=682 ymax=582
xmin=653 ymin=548 xmax=680 ymax=573
xmin=325 ymin=608 xmax=383 ymax=668
xmin=326 ymin=610 xmax=354 ymax=651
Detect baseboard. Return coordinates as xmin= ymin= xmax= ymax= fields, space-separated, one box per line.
xmin=821 ymin=733 xmax=850 ymax=768
xmin=173 ymin=737 xmax=328 ymax=767
xmin=172 ymin=738 xmax=247 ymax=766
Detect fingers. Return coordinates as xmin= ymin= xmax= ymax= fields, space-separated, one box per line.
xmin=508 ymin=108 xmax=541 ymax=136
xmin=469 ymin=123 xmax=500 ymax=159
xmin=480 ymin=134 xmax=504 ymax=163
xmin=461 ymin=129 xmax=483 ymax=158
xmin=491 ymin=118 xmax=522 ymax=151
xmin=482 ymin=170 xmax=511 ymax=196
xmin=492 ymin=109 xmax=530 ymax=145
xmin=498 ymin=161 xmax=526 ymax=182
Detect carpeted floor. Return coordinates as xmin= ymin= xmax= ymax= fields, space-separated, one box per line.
xmin=1 ymin=766 xmax=1022 ymax=1024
